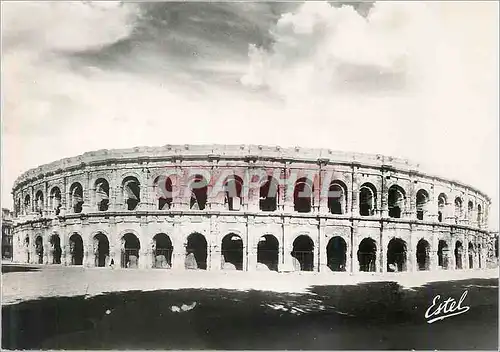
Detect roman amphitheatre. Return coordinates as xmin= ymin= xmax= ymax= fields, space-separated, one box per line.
xmin=10 ymin=144 xmax=497 ymax=274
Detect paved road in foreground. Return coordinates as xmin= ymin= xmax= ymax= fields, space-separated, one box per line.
xmin=2 ymin=265 xmax=499 ymax=350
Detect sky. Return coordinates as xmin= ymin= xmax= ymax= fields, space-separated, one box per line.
xmin=1 ymin=1 xmax=498 ymax=229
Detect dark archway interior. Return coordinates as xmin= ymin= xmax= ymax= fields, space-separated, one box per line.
xmin=186 ymin=233 xmax=207 ymax=270
xmin=122 ymin=233 xmax=140 ymax=268
xmin=294 ymin=178 xmax=312 ymax=213
xmin=257 ymin=235 xmax=279 ymax=271
xmin=328 ymin=184 xmax=344 ymax=215
xmin=190 ymin=176 xmax=208 ymax=210
xmin=124 ymin=180 xmax=141 ymax=211
xmin=359 ymin=187 xmax=374 ymax=216
xmin=25 ymin=237 xmax=30 ymax=262
xmin=259 ymin=177 xmax=278 ymax=212
xmin=387 ymin=239 xmax=407 ymax=272
xmin=50 ymin=235 xmax=62 ymax=264
xmin=154 ymin=234 xmax=173 ymax=268
xmin=221 ymin=234 xmax=243 ymax=270
xmin=438 ymin=240 xmax=449 ymax=269
xmin=69 ymin=234 xmax=84 ymax=265
xmin=495 ymin=238 xmax=499 ymax=258
xmin=96 ymin=180 xmax=110 ymax=211
xmin=35 ymin=236 xmax=43 ymax=264
xmin=468 ymin=242 xmax=474 ymax=269
xmin=455 ymin=241 xmax=463 ymax=269
xmin=327 ymin=236 xmax=347 ymax=271
xmin=416 ymin=190 xmax=428 ymax=220
xmin=158 ymin=177 xmax=173 ymax=210
xmin=358 ymin=238 xmax=376 ymax=272
xmin=291 ymin=235 xmax=314 ymax=271
xmin=224 ymin=176 xmax=243 ymax=211
xmin=71 ymin=184 xmax=84 ymax=213
xmin=416 ymin=239 xmax=430 ymax=271
xmin=94 ymin=234 xmax=110 ymax=267
xmin=388 ymin=188 xmax=404 ymax=219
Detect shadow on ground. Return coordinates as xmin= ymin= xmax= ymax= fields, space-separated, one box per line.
xmin=1 ymin=264 xmax=41 ymax=274
xmin=2 ymin=278 xmax=498 ymax=350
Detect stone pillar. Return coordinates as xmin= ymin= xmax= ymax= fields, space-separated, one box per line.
xmin=351 ymin=223 xmax=359 ymax=274
xmin=407 ymin=181 xmax=416 ymax=219
xmin=380 ymin=177 xmax=388 ymax=218
xmin=82 ymin=172 xmax=91 ymax=213
xmin=380 ymin=230 xmax=386 ymax=273
xmin=318 ymin=221 xmax=327 ymax=272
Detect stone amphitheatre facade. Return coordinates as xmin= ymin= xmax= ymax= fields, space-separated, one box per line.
xmin=10 ymin=144 xmax=495 ymax=273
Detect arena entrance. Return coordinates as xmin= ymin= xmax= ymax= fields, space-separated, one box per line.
xmin=35 ymin=236 xmax=43 ymax=264
xmin=357 ymin=238 xmax=376 ymax=272
xmin=221 ymin=233 xmax=243 ymax=270
xmin=291 ymin=235 xmax=314 ymax=271
xmin=327 ymin=236 xmax=347 ymax=271
xmin=416 ymin=239 xmax=430 ymax=271
xmin=25 ymin=236 xmax=30 ymax=263
xmin=455 ymin=241 xmax=463 ymax=269
xmin=94 ymin=233 xmax=110 ymax=267
xmin=387 ymin=238 xmax=407 ymax=272
xmin=121 ymin=233 xmax=140 ymax=268
xmin=468 ymin=242 xmax=474 ymax=268
xmin=49 ymin=234 xmax=62 ymax=264
xmin=438 ymin=240 xmax=449 ymax=269
xmin=69 ymin=233 xmax=83 ymax=265
xmin=257 ymin=235 xmax=279 ymax=271
xmin=186 ymin=233 xmax=207 ymax=270
xmin=153 ymin=233 xmax=173 ymax=269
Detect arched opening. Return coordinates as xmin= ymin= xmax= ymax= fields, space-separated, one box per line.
xmin=221 ymin=233 xmax=243 ymax=270
xmin=224 ymin=175 xmax=243 ymax=211
xmin=95 ymin=178 xmax=110 ymax=211
xmin=477 ymin=243 xmax=483 ymax=269
xmin=291 ymin=235 xmax=314 ymax=271
xmin=294 ymin=178 xmax=313 ymax=213
xmin=49 ymin=234 xmax=62 ymax=264
xmin=70 ymin=183 xmax=84 ymax=213
xmin=35 ymin=191 xmax=44 ymax=215
xmin=358 ymin=238 xmax=377 ymax=272
xmin=259 ymin=176 xmax=278 ymax=212
xmin=328 ymin=181 xmax=347 ymax=215
xmin=257 ymin=235 xmax=279 ymax=271
xmin=24 ymin=194 xmax=31 ymax=215
xmin=69 ymin=234 xmax=84 ymax=265
xmin=495 ymin=238 xmax=498 ymax=258
xmin=467 ymin=201 xmax=474 ymax=221
xmin=416 ymin=189 xmax=429 ymax=220
xmin=359 ymin=183 xmax=377 ymax=216
xmin=50 ymin=187 xmax=62 ymax=215
xmin=35 ymin=235 xmax=43 ymax=264
xmin=93 ymin=233 xmax=109 ymax=267
xmin=327 ymin=236 xmax=347 ymax=271
xmin=468 ymin=242 xmax=474 ymax=269
xmin=153 ymin=233 xmax=173 ymax=268
xmin=387 ymin=238 xmax=407 ymax=272
xmin=122 ymin=177 xmax=141 ymax=211
xmin=416 ymin=239 xmax=430 ymax=271
xmin=437 ymin=240 xmax=449 ymax=269
xmin=24 ymin=236 xmax=30 ymax=263
xmin=438 ymin=193 xmax=447 ymax=222
xmin=121 ymin=233 xmax=140 ymax=268
xmin=455 ymin=241 xmax=463 ymax=269
xmin=455 ymin=197 xmax=463 ymax=222
xmin=186 ymin=233 xmax=207 ymax=270
xmin=477 ymin=204 xmax=483 ymax=225
xmin=388 ymin=185 xmax=406 ymax=219
xmin=189 ymin=175 xmax=208 ymax=210
xmin=155 ymin=176 xmax=173 ymax=210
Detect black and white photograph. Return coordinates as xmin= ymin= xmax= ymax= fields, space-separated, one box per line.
xmin=1 ymin=1 xmax=499 ymax=350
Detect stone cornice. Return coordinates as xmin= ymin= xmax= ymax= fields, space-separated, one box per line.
xmin=11 ymin=144 xmax=491 ymax=201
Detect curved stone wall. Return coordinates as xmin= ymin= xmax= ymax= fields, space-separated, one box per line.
xmin=11 ymin=144 xmax=492 ymax=273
